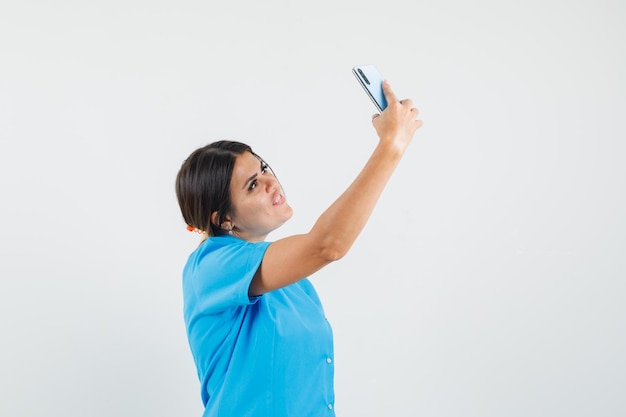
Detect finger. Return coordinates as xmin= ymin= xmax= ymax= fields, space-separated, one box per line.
xmin=399 ymin=98 xmax=414 ymax=108
xmin=410 ymin=107 xmax=419 ymax=116
xmin=372 ymin=113 xmax=380 ymax=121
xmin=381 ymin=80 xmax=398 ymax=104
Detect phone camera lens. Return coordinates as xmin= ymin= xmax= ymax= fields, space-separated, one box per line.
xmin=358 ymin=68 xmax=370 ymax=85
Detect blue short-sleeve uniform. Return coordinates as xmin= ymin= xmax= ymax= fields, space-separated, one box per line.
xmin=182 ymin=235 xmax=335 ymax=417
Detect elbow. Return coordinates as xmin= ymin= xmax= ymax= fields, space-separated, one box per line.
xmin=308 ymin=226 xmax=355 ymax=263
xmin=323 ymin=249 xmax=344 ymax=263
xmin=320 ymin=238 xmax=352 ymax=262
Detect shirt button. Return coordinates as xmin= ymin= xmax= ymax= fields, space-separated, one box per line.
xmin=328 ymin=404 xmax=333 ymax=410
xmin=326 ymin=357 xmax=332 ymax=364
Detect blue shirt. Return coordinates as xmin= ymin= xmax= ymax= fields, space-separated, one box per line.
xmin=182 ymin=235 xmax=335 ymax=417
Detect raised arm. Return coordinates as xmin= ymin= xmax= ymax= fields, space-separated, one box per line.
xmin=249 ymin=81 xmax=423 ymax=295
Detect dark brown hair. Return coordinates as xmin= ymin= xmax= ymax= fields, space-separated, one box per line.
xmin=175 ymin=140 xmax=260 ymax=237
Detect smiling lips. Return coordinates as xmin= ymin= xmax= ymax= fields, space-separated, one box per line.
xmin=273 ymin=191 xmax=285 ymax=206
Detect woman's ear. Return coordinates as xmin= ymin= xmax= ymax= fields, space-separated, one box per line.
xmin=211 ymin=211 xmax=232 ymax=231
xmin=210 ymin=211 xmax=221 ymax=229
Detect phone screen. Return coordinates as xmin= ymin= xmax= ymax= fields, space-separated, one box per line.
xmin=352 ymin=65 xmax=388 ymax=112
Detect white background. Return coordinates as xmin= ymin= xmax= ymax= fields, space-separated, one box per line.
xmin=1 ymin=1 xmax=625 ymax=416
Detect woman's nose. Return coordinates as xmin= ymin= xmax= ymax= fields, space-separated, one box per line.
xmin=263 ymin=176 xmax=278 ymax=192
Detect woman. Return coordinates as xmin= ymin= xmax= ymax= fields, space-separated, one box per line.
xmin=175 ymin=81 xmax=422 ymax=417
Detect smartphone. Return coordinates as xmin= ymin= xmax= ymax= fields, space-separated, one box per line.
xmin=352 ymin=65 xmax=388 ymax=112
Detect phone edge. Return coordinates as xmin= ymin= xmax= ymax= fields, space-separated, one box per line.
xmin=352 ymin=67 xmax=384 ymax=113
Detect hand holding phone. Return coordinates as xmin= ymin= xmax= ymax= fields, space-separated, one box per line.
xmin=354 ymin=66 xmax=423 ymax=151
xmin=352 ymin=65 xmax=388 ymax=112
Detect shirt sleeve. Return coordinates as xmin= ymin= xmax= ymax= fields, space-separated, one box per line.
xmin=187 ymin=238 xmax=271 ymax=315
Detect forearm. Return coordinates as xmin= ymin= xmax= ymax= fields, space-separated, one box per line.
xmin=310 ymin=141 xmax=405 ymax=260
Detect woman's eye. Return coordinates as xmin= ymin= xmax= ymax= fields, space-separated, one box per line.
xmin=249 ymin=180 xmax=257 ymax=191
xmin=261 ymin=164 xmax=269 ymax=174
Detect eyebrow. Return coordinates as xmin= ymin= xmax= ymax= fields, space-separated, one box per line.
xmin=242 ymin=173 xmax=258 ymax=190
xmin=241 ymin=160 xmax=266 ymax=191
